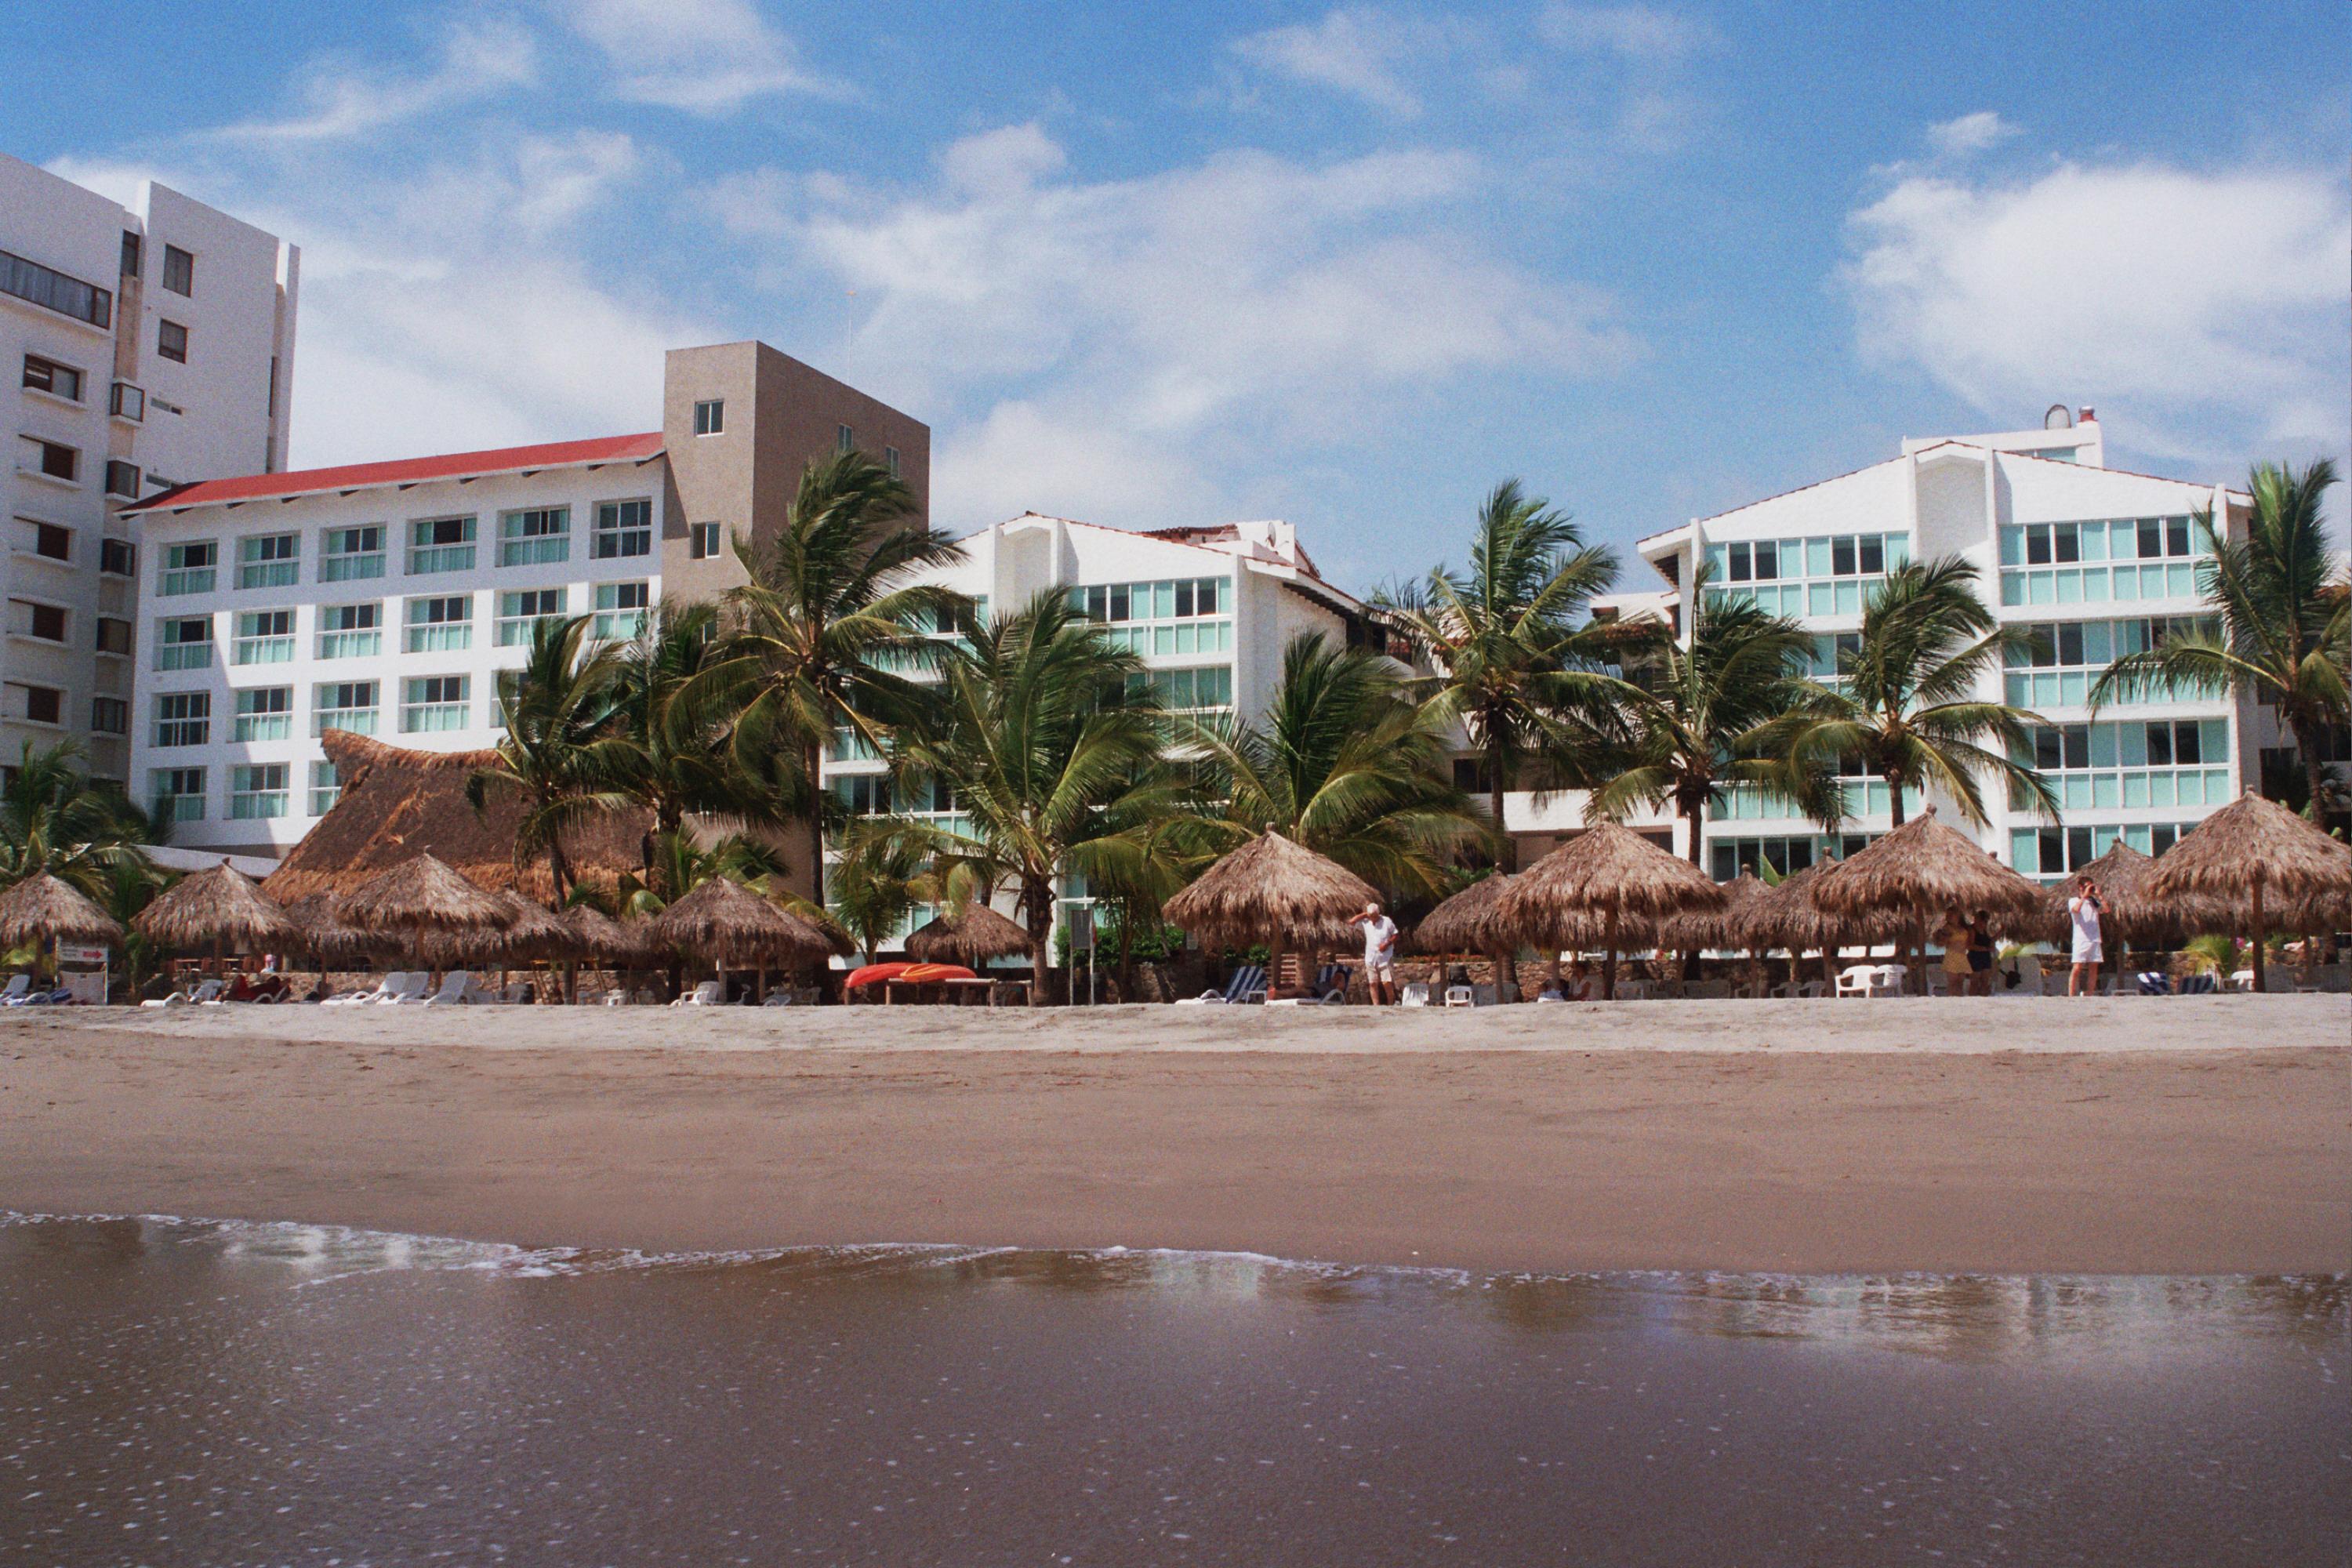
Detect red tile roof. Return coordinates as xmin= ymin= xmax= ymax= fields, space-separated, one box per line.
xmin=129 ymin=432 xmax=666 ymax=511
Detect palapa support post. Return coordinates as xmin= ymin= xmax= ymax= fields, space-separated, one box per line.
xmin=2249 ymin=873 xmax=2266 ymax=994
xmin=1600 ymin=904 xmax=1620 ymax=1002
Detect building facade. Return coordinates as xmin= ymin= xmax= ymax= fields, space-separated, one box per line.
xmin=1503 ymin=409 xmax=2261 ymax=883
xmin=4 ymin=153 xmax=298 ymax=784
xmin=124 ymin=341 xmax=926 ymax=864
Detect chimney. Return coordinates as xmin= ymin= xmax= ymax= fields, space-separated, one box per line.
xmin=2078 ymin=406 xmax=2096 ymax=423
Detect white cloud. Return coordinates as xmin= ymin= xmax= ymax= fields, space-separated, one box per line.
xmin=1846 ymin=160 xmax=2351 ymax=459
xmin=1926 ymin=111 xmax=2016 ymax=159
xmin=212 ymin=18 xmax=539 ymax=143
xmin=1229 ymin=8 xmax=1450 ymax=116
xmin=1538 ymin=4 xmax=1718 ymax=61
xmin=715 ymin=125 xmax=1638 ymax=528
xmin=561 ymin=0 xmax=845 ymax=112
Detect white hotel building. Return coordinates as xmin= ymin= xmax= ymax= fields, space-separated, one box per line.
xmin=4 ymin=153 xmax=297 ymax=786
xmin=1510 ymin=408 xmax=2266 ymax=884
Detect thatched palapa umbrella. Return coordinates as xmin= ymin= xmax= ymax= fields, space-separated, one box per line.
xmin=2145 ymin=791 xmax=2352 ymax=992
xmin=2033 ymin=840 xmax=2201 ymax=969
xmin=1808 ymin=807 xmax=2042 ymax=993
xmin=1658 ymin=870 xmax=1769 ymax=991
xmin=562 ymin=904 xmax=670 ymax=968
xmin=1162 ymin=832 xmax=1381 ymax=999
xmin=1410 ymin=872 xmax=1517 ymax=993
xmin=132 ymin=859 xmax=296 ymax=977
xmin=285 ymin=895 xmax=376 ymax=971
xmin=1490 ymin=823 xmax=1725 ymax=1000
xmin=652 ymin=877 xmax=842 ymax=1000
xmin=0 ymin=874 xmax=123 ymax=967
xmin=333 ymin=852 xmax=513 ymax=978
xmin=905 ymin=904 xmax=1034 ymax=967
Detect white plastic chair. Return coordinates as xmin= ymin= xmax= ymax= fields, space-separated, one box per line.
xmin=0 ymin=975 xmax=31 ymax=1004
xmin=378 ymin=972 xmax=431 ymax=1005
xmin=1443 ymin=984 xmax=1475 ymax=1007
xmin=1399 ymin=982 xmax=1431 ymax=1007
xmin=1836 ymin=964 xmax=1900 ymax=999
xmin=673 ymin=979 xmax=724 ymax=1007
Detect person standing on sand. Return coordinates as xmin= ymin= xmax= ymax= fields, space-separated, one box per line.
xmin=1348 ymin=902 xmax=1399 ymax=1006
xmin=2067 ymin=877 xmax=2109 ymax=997
xmin=1938 ymin=907 xmax=1973 ymax=998
xmin=1965 ymin=913 xmax=1995 ymax=997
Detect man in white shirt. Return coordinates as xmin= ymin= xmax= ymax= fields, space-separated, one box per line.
xmin=2067 ymin=876 xmax=2109 ymax=997
xmin=1348 ymin=902 xmax=1399 ymax=1005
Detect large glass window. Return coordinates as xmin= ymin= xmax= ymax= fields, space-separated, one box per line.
xmin=320 ymin=524 xmax=386 ymax=581
xmin=1710 ymin=835 xmax=1818 ymax=884
xmin=1703 ymin=532 xmax=1910 ymax=618
xmin=1998 ymin=518 xmax=2212 ymax=608
xmin=407 ymin=517 xmax=475 ymax=575
xmin=495 ymin=587 xmax=566 ymax=645
xmin=592 ymin=499 xmax=652 ymax=560
xmin=150 ymin=766 xmax=204 ymax=823
xmin=229 ymin=764 xmax=289 ymax=819
xmin=236 ymin=532 xmax=298 ymax=589
xmin=496 ymin=507 xmax=570 ymax=567
xmin=2013 ymin=719 xmax=2234 ymax=815
xmin=309 ymin=760 xmax=341 ymax=816
xmin=152 ymin=691 xmax=209 ymax=747
xmin=312 ymin=681 xmax=378 ymax=736
xmin=154 ymin=615 xmax=212 ymax=671
xmin=593 ymin=580 xmax=649 ymax=640
xmin=232 ymin=685 xmax=292 ymax=742
xmin=401 ymin=675 xmax=469 ymax=732
xmin=0 ymin=247 xmax=112 ymax=327
xmin=405 ymin=595 xmax=473 ymax=653
xmin=1072 ymin=578 xmax=1234 ymax=657
xmin=317 ymin=602 xmax=382 ymax=659
xmin=2002 ymin=615 xmax=2216 ymax=708
xmin=232 ymin=608 xmax=295 ymax=665
xmin=1136 ymin=665 xmax=1234 ymax=711
xmin=2010 ymin=820 xmax=2203 ymax=881
xmin=159 ymin=539 xmax=216 ymax=597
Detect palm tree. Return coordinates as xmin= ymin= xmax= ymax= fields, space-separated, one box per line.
xmin=0 ymin=740 xmax=158 ymax=896
xmin=1768 ymin=555 xmax=2056 ymax=829
xmin=1377 ymin=481 xmax=1637 ymax=873
xmin=2091 ymin=459 xmax=2348 ymax=817
xmin=1590 ymin=590 xmax=1840 ymax=869
xmin=608 ymin=600 xmax=779 ymax=891
xmin=681 ymin=450 xmax=967 ymax=897
xmin=466 ymin=615 xmax=637 ymax=907
xmin=1173 ymin=632 xmax=1487 ymax=896
xmin=874 ymin=591 xmax=1174 ymax=1004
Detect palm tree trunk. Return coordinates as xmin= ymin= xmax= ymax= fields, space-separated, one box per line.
xmin=1487 ymin=746 xmax=1519 ymax=1001
xmin=1600 ymin=905 xmax=1620 ymax=1001
xmin=2290 ymin=717 xmax=2332 ymax=820
xmin=1025 ymin=876 xmax=1052 ymax=1007
xmin=2249 ymin=872 xmax=2267 ymax=994
xmin=1681 ymin=796 xmax=1706 ymax=983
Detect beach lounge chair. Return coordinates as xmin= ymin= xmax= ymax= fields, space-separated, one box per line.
xmin=0 ymin=975 xmax=31 ymax=1004
xmin=377 ymin=972 xmax=431 ymax=1005
xmin=1399 ymin=982 xmax=1431 ymax=1007
xmin=672 ymin=979 xmax=725 ymax=1007
xmin=423 ymin=971 xmax=485 ymax=1006
xmin=761 ymin=986 xmax=798 ymax=1006
xmin=187 ymin=978 xmax=226 ymax=1006
xmin=2009 ymin=955 xmax=2045 ymax=997
xmin=1177 ymin=964 xmax=1265 ymax=1005
xmin=321 ymin=975 xmax=390 ymax=1006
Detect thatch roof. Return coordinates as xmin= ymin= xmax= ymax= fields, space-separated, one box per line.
xmin=562 ymin=905 xmax=672 ymax=967
xmin=334 ymin=853 xmax=514 ymax=935
xmin=261 ymin=731 xmax=652 ymax=904
xmin=132 ymin=860 xmax=296 ymax=953
xmin=1808 ymin=807 xmax=2042 ymax=926
xmin=905 ymin=904 xmax=1034 ymax=964
xmin=1489 ymin=824 xmax=1725 ymax=949
xmin=285 ymin=895 xmax=378 ymax=964
xmin=0 ymin=873 xmax=122 ymax=947
xmin=1661 ymin=870 xmax=1767 ymax=950
xmin=652 ymin=877 xmax=838 ymax=965
xmin=1161 ymin=832 xmax=1382 ymax=949
xmin=2144 ymin=792 xmax=2352 ymax=909
xmin=2030 ymin=840 xmax=2213 ymax=944
xmin=1410 ymin=873 xmax=1515 ymax=954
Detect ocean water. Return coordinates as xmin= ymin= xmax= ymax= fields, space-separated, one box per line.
xmin=1 ymin=1214 xmax=2343 ymax=1567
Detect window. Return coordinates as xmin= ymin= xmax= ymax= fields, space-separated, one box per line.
xmin=312 ymin=681 xmax=378 ymax=736
xmin=321 ymin=524 xmax=386 ymax=581
xmin=120 ymin=232 xmax=142 ymax=280
xmin=21 ymin=354 xmax=82 ymax=401
xmin=2002 ymin=615 xmax=2216 ymax=708
xmin=232 ymin=685 xmax=292 ymax=742
xmin=232 ymin=609 xmax=295 ymax=665
xmin=160 ymin=539 xmax=216 ymax=596
xmin=161 ymin=244 xmax=194 ymax=296
xmin=496 ymin=506 xmax=569 ymax=567
xmin=1138 ymin=665 xmax=1234 ymax=711
xmin=405 ymin=594 xmax=473 ymax=652
xmin=689 ymin=521 xmax=721 ymax=559
xmin=26 ymin=521 xmax=71 ymax=561
xmin=94 ymin=617 xmax=131 ymax=656
xmin=1073 ymin=578 xmax=1234 ymax=657
xmin=693 ymin=398 xmax=724 ymax=436
xmin=592 ymin=499 xmax=652 ymax=559
xmin=407 ymin=516 xmax=476 ymax=575
xmin=156 ymin=320 xmax=188 ymax=362
xmin=109 ymin=380 xmax=144 ymax=421
xmin=10 ymin=600 xmax=67 ymax=642
xmin=837 ymin=423 xmax=855 ymax=454
xmin=1998 ymin=519 xmax=2211 ymax=608
xmin=884 ymin=445 xmax=901 ymax=478
xmin=0 ymin=247 xmax=111 ymax=328
xmin=836 ymin=775 xmax=892 ymax=815
xmin=495 ymin=587 xmax=566 ymax=645
xmin=90 ymin=696 xmax=127 ymax=735
xmin=401 ymin=675 xmax=470 ymax=732
xmin=13 ymin=684 xmax=63 ymax=725
xmin=229 ymin=764 xmax=289 ymax=820
xmin=593 ymin=581 xmax=649 ymax=639
xmin=1710 ymin=835 xmax=1818 ymax=884
xmin=156 ymin=615 xmax=212 ymax=670
xmin=151 ymin=767 xmax=204 ymax=824
xmin=153 ymin=691 xmax=210 ymax=747
xmin=104 ymin=460 xmax=141 ymax=499
xmin=234 ymin=532 xmax=298 ymax=589
xmin=317 ymin=602 xmax=382 ymax=659
xmin=21 ymin=436 xmax=77 ymax=482
xmin=309 ymin=760 xmax=341 ymax=816
xmin=2012 ymin=718 xmax=2233 ymax=816
xmin=100 ymin=537 xmax=134 ymax=576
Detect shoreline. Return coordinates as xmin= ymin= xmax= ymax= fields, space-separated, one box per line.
xmin=3 ymin=1000 xmax=2346 ymax=1277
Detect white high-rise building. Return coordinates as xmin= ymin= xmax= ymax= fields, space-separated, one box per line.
xmin=1507 ymin=408 xmax=2267 ymax=884
xmin=2 ymin=153 xmax=298 ymax=786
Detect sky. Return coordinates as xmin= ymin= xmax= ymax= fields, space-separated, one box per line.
xmin=6 ymin=1 xmax=2347 ymax=593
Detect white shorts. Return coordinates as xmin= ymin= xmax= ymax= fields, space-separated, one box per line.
xmin=1366 ymin=961 xmax=1396 ymax=981
xmin=2072 ymin=942 xmax=2102 ymax=966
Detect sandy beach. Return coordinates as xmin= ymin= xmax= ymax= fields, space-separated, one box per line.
xmin=2 ymin=996 xmax=2345 ymax=1275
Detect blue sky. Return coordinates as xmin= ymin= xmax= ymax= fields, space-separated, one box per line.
xmin=8 ymin=2 xmax=2347 ymax=590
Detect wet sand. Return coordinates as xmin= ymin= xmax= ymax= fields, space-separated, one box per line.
xmin=2 ymin=998 xmax=2346 ymax=1275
